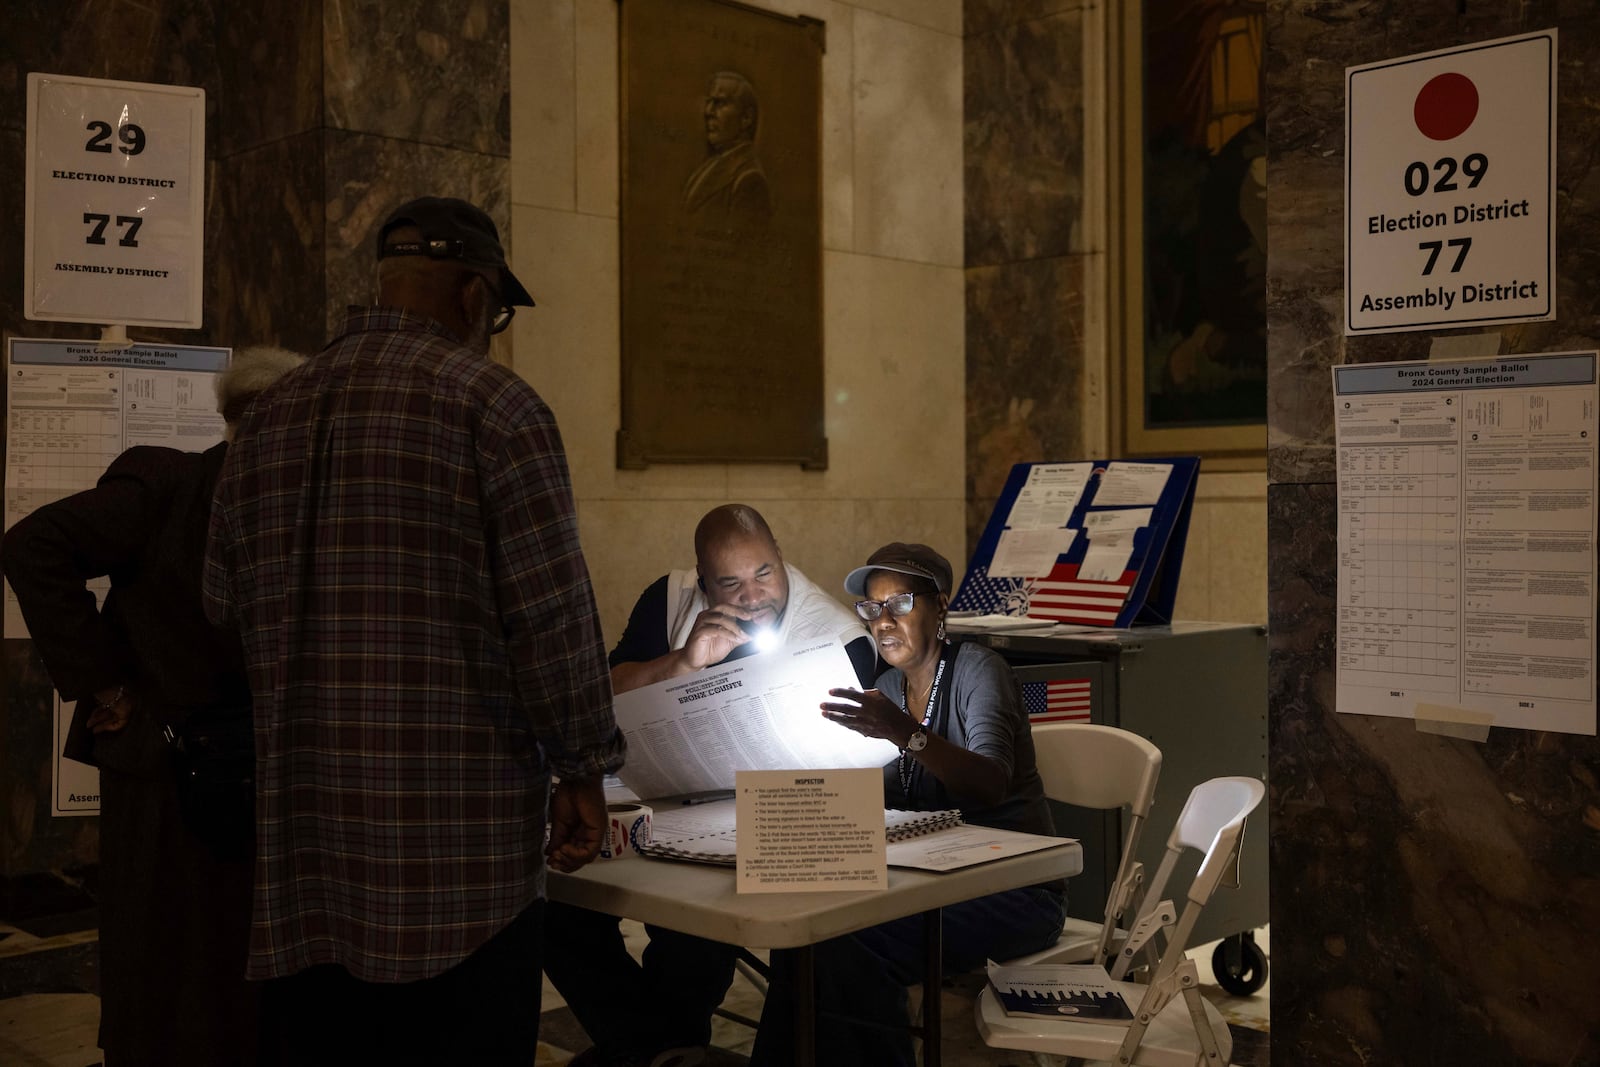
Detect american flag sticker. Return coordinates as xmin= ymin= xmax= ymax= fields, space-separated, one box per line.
xmin=955 ymin=562 xmax=1135 ymax=627
xmin=1023 ymin=562 xmax=1134 ymax=625
xmin=1023 ymin=679 xmax=1093 ymax=723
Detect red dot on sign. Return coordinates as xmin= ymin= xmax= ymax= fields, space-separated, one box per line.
xmin=1413 ymin=72 xmax=1479 ymax=141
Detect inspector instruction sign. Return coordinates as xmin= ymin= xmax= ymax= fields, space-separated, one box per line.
xmin=25 ymin=73 xmax=205 ymax=328
xmin=1346 ymin=31 xmax=1555 ymax=335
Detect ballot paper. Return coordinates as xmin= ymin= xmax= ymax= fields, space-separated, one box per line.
xmin=885 ymin=824 xmax=1071 ymax=872
xmin=946 ymin=614 xmax=1072 ymax=634
xmin=1093 ymin=462 xmax=1172 ymax=506
xmin=988 ymin=527 xmax=1078 ymax=578
xmin=1081 ymin=507 xmax=1152 ymax=533
xmin=611 ymin=637 xmax=898 ymax=799
xmin=1078 ymin=530 xmax=1135 ymax=582
xmin=1005 ymin=463 xmax=1094 ymax=529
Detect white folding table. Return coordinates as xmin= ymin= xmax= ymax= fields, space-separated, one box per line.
xmin=547 ymin=841 xmax=1082 ymax=1066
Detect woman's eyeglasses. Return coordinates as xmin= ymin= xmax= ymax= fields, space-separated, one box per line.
xmin=854 ymin=592 xmax=922 ymax=621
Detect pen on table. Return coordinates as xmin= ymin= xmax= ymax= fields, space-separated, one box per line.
xmin=682 ymin=792 xmax=734 ymax=806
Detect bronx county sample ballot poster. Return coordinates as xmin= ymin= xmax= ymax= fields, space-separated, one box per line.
xmin=5 ymin=338 xmax=229 ymax=814
xmin=1332 ymin=351 xmax=1596 ymax=736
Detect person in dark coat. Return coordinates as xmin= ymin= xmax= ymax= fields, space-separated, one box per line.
xmin=1 ymin=345 xmax=304 ymax=1066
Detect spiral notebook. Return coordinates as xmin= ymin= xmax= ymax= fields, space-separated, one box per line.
xmin=637 ymin=803 xmax=962 ymax=867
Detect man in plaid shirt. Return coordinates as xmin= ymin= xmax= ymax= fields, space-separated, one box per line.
xmin=204 ymin=197 xmax=624 ymax=1064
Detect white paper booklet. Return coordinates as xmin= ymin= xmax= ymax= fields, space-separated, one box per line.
xmin=611 ymin=637 xmax=898 ymax=800
xmin=985 ymin=961 xmax=1134 ymax=1023
xmin=885 ymin=824 xmax=1072 ymax=872
xmin=637 ymin=799 xmax=743 ymax=865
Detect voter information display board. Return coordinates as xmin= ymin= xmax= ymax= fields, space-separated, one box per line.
xmin=952 ymin=458 xmax=1199 ymax=629
xmin=1333 ymin=351 xmax=1597 ymax=736
xmin=24 ymin=73 xmax=205 ymax=328
xmin=1346 ymin=31 xmax=1555 ymax=335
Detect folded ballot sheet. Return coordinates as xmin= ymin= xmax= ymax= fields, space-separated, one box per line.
xmin=611 ymin=637 xmax=897 ymax=800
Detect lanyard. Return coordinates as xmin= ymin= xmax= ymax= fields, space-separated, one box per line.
xmin=898 ymin=646 xmax=949 ymax=796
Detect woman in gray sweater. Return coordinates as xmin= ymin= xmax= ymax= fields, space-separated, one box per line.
xmin=749 ymin=542 xmax=1067 ymax=1067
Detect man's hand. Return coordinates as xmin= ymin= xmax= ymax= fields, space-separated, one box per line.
xmin=545 ymin=775 xmax=610 ymax=873
xmin=679 ymin=604 xmax=756 ymax=671
xmin=86 ymin=686 xmax=133 ymax=735
xmin=611 ymin=603 xmax=762 ymax=695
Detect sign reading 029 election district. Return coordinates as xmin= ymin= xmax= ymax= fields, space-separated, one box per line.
xmin=1346 ymin=31 xmax=1555 ymax=335
xmin=24 ymin=73 xmax=205 ymax=328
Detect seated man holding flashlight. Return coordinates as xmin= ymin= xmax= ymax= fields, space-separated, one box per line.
xmin=544 ymin=503 xmax=874 ymax=1067
xmin=610 ymin=503 xmax=876 ymax=692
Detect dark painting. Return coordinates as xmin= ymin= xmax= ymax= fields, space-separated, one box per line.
xmin=1127 ymin=0 xmax=1266 ymax=455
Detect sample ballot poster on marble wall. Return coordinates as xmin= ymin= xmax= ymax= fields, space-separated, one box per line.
xmin=1346 ymin=30 xmax=1556 ymax=335
xmin=1332 ymin=352 xmax=1597 ymax=736
xmin=4 ymin=338 xmax=229 ymax=814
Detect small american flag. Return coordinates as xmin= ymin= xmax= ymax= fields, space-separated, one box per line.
xmin=1023 ymin=679 xmax=1093 ymax=723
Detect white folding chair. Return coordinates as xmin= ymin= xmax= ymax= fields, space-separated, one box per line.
xmin=976 ymin=775 xmax=1266 ymax=1067
xmin=1012 ymin=723 xmax=1162 ymax=968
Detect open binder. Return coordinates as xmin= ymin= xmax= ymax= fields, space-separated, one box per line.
xmin=953 ymin=458 xmax=1199 ymax=629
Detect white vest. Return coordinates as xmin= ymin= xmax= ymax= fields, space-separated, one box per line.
xmin=664 ymin=561 xmax=868 ymax=654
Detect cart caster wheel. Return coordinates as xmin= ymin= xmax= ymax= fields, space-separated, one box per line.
xmin=1212 ymin=933 xmax=1268 ymax=995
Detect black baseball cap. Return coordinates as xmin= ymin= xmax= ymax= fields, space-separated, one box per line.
xmin=377 ymin=197 xmax=535 ymax=307
xmin=844 ymin=542 xmax=954 ymax=596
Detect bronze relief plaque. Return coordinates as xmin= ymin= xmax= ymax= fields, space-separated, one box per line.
xmin=618 ymin=0 xmax=826 ymax=469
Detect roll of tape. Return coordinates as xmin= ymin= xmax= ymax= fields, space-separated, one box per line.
xmin=599 ymin=802 xmax=652 ymax=860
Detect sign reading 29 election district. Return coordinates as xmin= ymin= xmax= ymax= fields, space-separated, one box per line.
xmin=25 ymin=73 xmax=205 ymax=328
xmin=1346 ymin=31 xmax=1555 ymax=335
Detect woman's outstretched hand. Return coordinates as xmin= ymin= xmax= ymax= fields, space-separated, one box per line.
xmin=821 ymin=687 xmax=913 ymax=746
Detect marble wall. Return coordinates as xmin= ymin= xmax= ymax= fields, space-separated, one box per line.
xmin=963 ymin=1 xmax=1267 ymax=626
xmin=1 ymin=0 xmax=227 ymax=878
xmin=964 ymin=1 xmax=1089 ymax=549
xmin=1 ymin=0 xmax=510 ymax=875
xmin=1267 ymin=5 xmax=1600 ymax=1064
xmin=509 ymin=0 xmax=967 ymax=639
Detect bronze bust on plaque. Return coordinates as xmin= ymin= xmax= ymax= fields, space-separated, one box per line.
xmin=683 ymin=72 xmax=773 ymax=230
xmin=619 ymin=0 xmax=825 ymax=469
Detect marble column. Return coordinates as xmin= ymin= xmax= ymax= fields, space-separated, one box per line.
xmin=963 ymin=1 xmax=1091 ymax=552
xmin=0 ymin=0 xmax=509 ymax=876
xmin=1267 ymin=4 xmax=1600 ymax=1064
xmin=1 ymin=0 xmax=223 ymax=879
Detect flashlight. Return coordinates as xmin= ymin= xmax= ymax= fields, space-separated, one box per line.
xmin=738 ymin=616 xmax=782 ymax=652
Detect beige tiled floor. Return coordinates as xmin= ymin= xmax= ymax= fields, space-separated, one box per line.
xmin=540 ymin=921 xmax=1269 ymax=1065
xmin=0 ymin=993 xmax=103 ymax=1067
xmin=0 ymin=921 xmax=1268 ymax=1066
